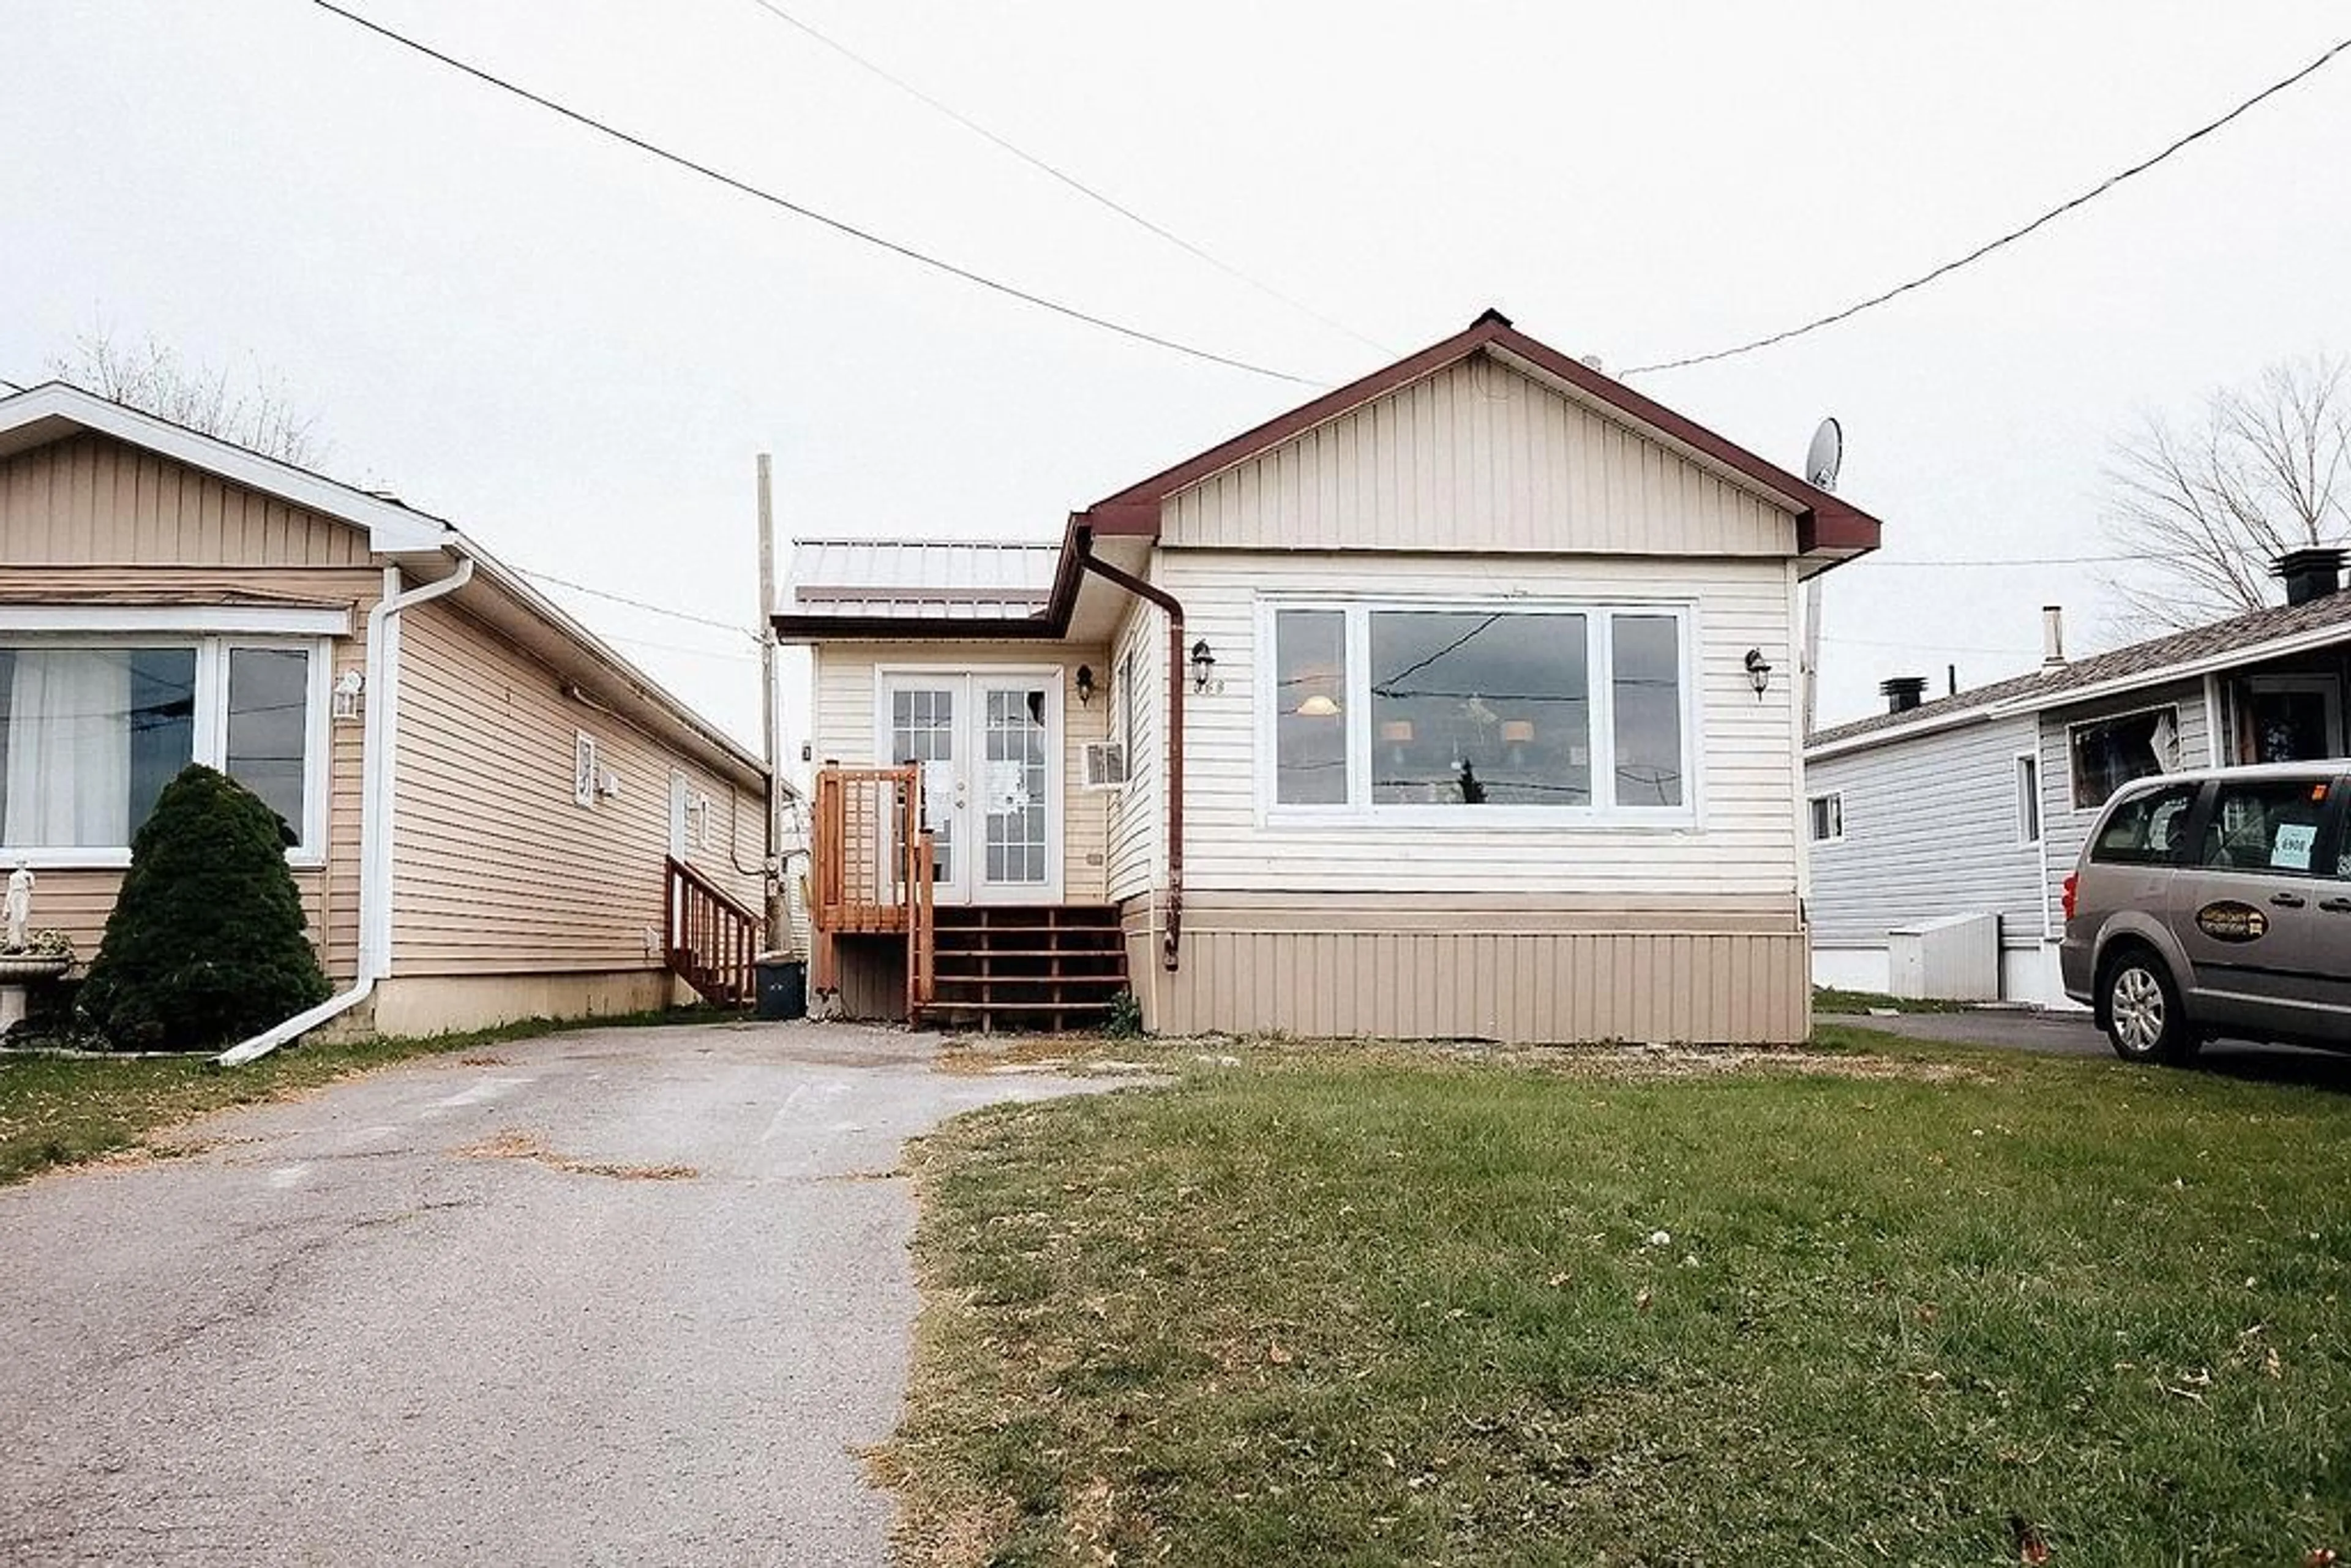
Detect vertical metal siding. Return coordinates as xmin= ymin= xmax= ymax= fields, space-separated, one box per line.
xmin=0 ymin=432 xmax=373 ymax=566
xmin=1164 ymin=356 xmax=1795 ymax=557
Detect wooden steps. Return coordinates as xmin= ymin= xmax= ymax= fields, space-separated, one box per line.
xmin=921 ymin=904 xmax=1128 ymax=1032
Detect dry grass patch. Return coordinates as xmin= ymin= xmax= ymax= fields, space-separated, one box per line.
xmin=459 ymin=1127 xmax=697 ymax=1181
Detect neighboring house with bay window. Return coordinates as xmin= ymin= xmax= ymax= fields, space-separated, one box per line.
xmin=1806 ymin=565 xmax=2351 ymax=1005
xmin=778 ymin=310 xmax=1883 ymax=1044
xmin=0 ymin=381 xmax=769 ymax=1047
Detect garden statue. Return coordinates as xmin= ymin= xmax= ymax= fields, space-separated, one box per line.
xmin=5 ymin=863 xmax=31 ymax=951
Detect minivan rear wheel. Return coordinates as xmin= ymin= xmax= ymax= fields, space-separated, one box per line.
xmin=2100 ymin=948 xmax=2198 ymax=1065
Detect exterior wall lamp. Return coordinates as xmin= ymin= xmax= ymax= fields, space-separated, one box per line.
xmin=1189 ymin=639 xmax=1217 ymax=693
xmin=1074 ymin=664 xmax=1097 ymax=705
xmin=1743 ymin=648 xmax=1773 ymax=700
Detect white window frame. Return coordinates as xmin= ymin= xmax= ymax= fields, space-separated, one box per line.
xmin=0 ymin=631 xmax=332 ymax=869
xmin=1807 ymin=792 xmax=1845 ymax=844
xmin=574 ymin=732 xmax=601 ymax=809
xmin=2066 ymin=703 xmax=2181 ymax=812
xmin=2014 ymin=751 xmax=2042 ymax=846
xmin=1253 ymin=594 xmax=1703 ymax=828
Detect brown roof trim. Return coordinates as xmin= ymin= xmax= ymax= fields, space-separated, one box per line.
xmin=1075 ymin=309 xmax=1883 ymax=558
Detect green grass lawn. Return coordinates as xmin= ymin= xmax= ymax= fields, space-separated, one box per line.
xmin=0 ymin=1006 xmax=727 ymax=1185
xmin=882 ymin=1030 xmax=2351 ymax=1566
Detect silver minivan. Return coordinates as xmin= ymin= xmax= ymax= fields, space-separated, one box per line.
xmin=2061 ymin=763 xmax=2351 ymax=1063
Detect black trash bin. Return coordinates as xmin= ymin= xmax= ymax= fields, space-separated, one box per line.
xmin=754 ymin=955 xmax=807 ymax=1021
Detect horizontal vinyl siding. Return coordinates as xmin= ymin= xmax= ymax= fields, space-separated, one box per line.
xmin=391 ymin=600 xmax=761 ymax=975
xmin=811 ymin=641 xmax=1111 ymax=902
xmin=1160 ymin=550 xmax=1802 ymax=901
xmin=0 ymin=563 xmax=380 ymax=983
xmin=2039 ymin=680 xmax=2210 ymax=932
xmin=1165 ymin=353 xmax=1796 ymax=557
xmin=1105 ymin=601 xmax=1163 ymax=901
xmin=1805 ymin=713 xmax=2043 ymax=948
xmin=0 ymin=432 xmax=373 ymax=566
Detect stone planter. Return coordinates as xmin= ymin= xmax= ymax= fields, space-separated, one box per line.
xmin=0 ymin=954 xmax=71 ymax=1036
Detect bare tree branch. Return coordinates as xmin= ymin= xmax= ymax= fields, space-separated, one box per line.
xmin=48 ymin=329 xmax=328 ymax=469
xmin=2100 ymin=354 xmax=2351 ymax=636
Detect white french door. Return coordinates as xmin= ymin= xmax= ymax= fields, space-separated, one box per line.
xmin=877 ymin=669 xmax=1062 ymax=904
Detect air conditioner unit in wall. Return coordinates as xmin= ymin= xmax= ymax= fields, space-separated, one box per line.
xmin=1080 ymin=740 xmax=1128 ymax=790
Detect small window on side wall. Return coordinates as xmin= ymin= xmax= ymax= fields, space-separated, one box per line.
xmin=574 ymin=732 xmax=599 ymax=808
xmin=2015 ymin=754 xmax=2042 ymax=845
xmin=1808 ymin=793 xmax=1843 ymax=842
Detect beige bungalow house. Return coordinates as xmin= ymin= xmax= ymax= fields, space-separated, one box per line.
xmin=776 ymin=311 xmax=1883 ymax=1044
xmin=0 ymin=382 xmax=770 ymax=1052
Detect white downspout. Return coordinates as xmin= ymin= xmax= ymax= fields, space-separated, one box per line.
xmin=217 ymin=555 xmax=475 ymax=1066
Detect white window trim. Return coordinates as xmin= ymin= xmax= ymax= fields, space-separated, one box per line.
xmin=2065 ymin=702 xmax=2181 ymax=813
xmin=0 ymin=603 xmax=351 ymax=637
xmin=574 ymin=732 xmax=601 ymax=809
xmin=0 ymin=632 xmax=332 ymax=869
xmin=2014 ymin=751 xmax=2042 ymax=847
xmin=2240 ymin=673 xmax=2345 ymax=760
xmin=1807 ymin=791 xmax=1845 ymax=845
xmin=1252 ymin=593 xmax=1703 ymax=830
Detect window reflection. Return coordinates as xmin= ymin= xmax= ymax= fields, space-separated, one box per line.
xmin=1370 ymin=612 xmax=1589 ymax=805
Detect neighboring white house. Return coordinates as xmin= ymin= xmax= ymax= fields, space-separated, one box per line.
xmin=776 ymin=310 xmax=1884 ymax=1044
xmin=1807 ymin=557 xmax=2351 ymax=1004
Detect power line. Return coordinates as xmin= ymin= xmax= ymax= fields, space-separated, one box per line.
xmin=738 ymin=0 xmax=1391 ymax=358
xmin=509 ymin=561 xmax=761 ymax=637
xmin=1624 ymin=32 xmax=2351 ymax=376
xmin=0 ymin=375 xmax=26 ymax=392
xmin=303 ymin=0 xmax=1320 ymax=386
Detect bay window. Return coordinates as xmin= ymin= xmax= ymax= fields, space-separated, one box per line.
xmin=0 ymin=638 xmax=326 ymax=861
xmin=1263 ymin=599 xmax=1694 ymax=819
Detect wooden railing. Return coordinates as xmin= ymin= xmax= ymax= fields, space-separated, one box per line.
xmin=810 ymin=765 xmax=936 ymax=1022
xmin=664 ymin=856 xmax=763 ymax=1008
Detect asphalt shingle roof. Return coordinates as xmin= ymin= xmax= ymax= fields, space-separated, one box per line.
xmin=1809 ymin=590 xmax=2351 ymax=750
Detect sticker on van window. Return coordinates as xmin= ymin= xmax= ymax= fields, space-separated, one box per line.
xmin=2195 ymin=901 xmax=2270 ymax=943
xmin=2273 ymin=822 xmax=2317 ymax=871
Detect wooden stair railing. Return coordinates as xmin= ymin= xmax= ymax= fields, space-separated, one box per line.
xmin=810 ymin=765 xmax=936 ymax=1024
xmin=664 ymin=856 xmax=763 ymax=1007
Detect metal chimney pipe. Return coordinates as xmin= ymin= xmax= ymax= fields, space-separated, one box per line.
xmin=2041 ymin=606 xmax=2067 ymax=667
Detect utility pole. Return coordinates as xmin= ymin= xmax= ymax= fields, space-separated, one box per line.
xmin=756 ymin=452 xmax=791 ymax=953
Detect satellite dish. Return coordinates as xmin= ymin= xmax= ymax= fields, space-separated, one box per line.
xmin=1805 ymin=416 xmax=1843 ymax=492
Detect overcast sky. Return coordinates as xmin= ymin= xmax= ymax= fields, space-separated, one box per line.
xmin=8 ymin=1 xmax=2349 ymax=750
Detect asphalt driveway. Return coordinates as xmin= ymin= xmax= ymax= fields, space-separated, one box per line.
xmin=1849 ymin=1005 xmax=2351 ymax=1090
xmin=0 ymin=1021 xmax=1126 ymax=1567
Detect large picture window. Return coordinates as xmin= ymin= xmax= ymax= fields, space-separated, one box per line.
xmin=1263 ymin=600 xmax=1693 ymax=818
xmin=0 ymin=638 xmax=323 ymax=860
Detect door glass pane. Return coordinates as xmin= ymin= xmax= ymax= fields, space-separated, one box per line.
xmin=2198 ymin=778 xmax=2331 ymax=874
xmin=1274 ymin=610 xmax=1349 ymax=805
xmin=983 ymin=687 xmax=1048 ymax=884
xmin=0 ymin=647 xmax=196 ymax=849
xmin=890 ymin=687 xmax=954 ymax=883
xmin=227 ymin=647 xmax=310 ymax=842
xmin=1371 ymin=611 xmax=1589 ymax=806
xmin=2241 ymin=686 xmax=2336 ymax=764
xmin=1610 ymin=614 xmax=1683 ymax=808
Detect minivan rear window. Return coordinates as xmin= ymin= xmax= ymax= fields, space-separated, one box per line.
xmin=2090 ymin=782 xmax=2200 ymax=865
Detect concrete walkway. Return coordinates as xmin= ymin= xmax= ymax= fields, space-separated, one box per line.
xmin=0 ymin=1021 xmax=1126 ymax=1567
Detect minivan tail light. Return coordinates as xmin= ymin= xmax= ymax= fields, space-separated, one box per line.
xmin=2061 ymin=872 xmax=2079 ymax=923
